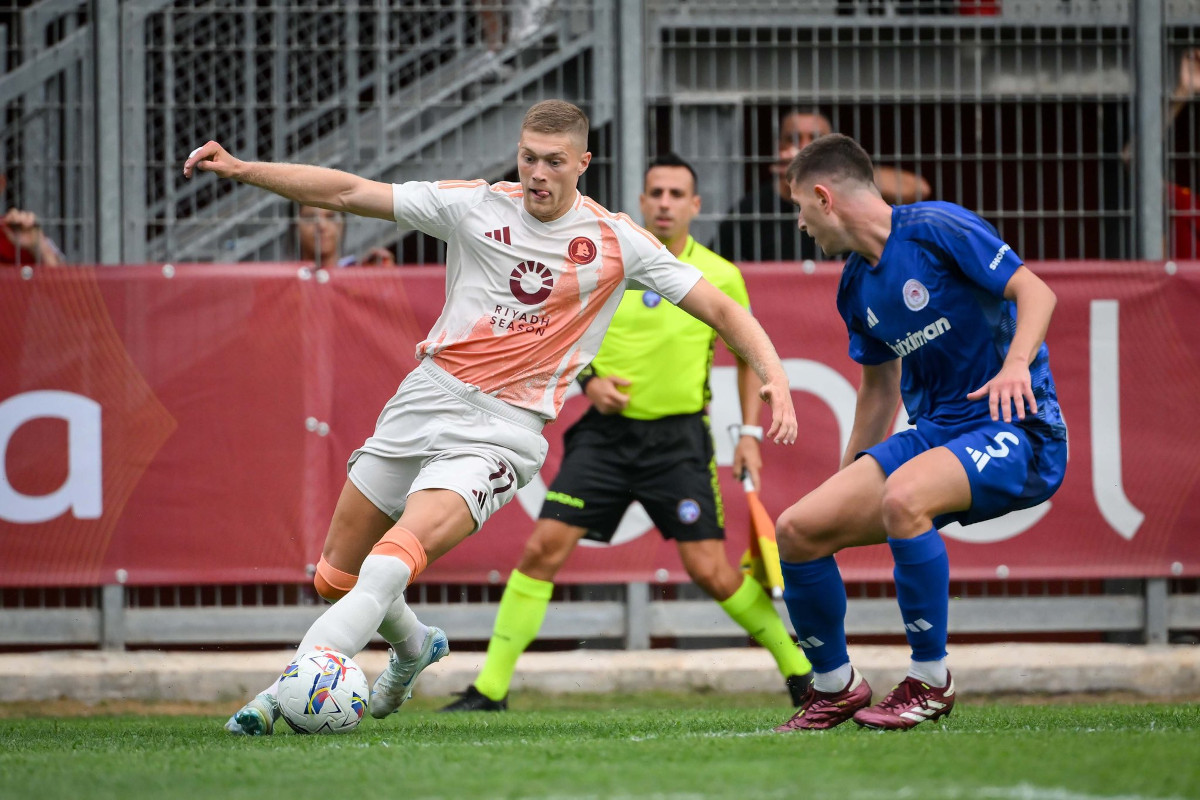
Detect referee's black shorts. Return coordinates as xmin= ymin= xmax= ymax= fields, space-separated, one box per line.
xmin=538 ymin=408 xmax=725 ymax=543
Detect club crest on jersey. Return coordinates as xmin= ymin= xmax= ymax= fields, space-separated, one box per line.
xmin=902 ymin=278 xmax=930 ymax=311
xmin=642 ymin=291 xmax=662 ymax=308
xmin=510 ymin=260 xmax=554 ymax=304
xmin=677 ymin=499 xmax=701 ymax=524
xmin=568 ymin=236 xmax=597 ymax=265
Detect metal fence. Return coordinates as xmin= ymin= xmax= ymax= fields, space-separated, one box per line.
xmin=2 ymin=0 xmax=1198 ymax=266
xmin=3 ymin=578 xmax=1199 ymax=650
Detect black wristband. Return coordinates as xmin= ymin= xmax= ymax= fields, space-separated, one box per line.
xmin=576 ymin=365 xmax=596 ymax=392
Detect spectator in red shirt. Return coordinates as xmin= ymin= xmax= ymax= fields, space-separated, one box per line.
xmin=1125 ymin=49 xmax=1200 ymax=260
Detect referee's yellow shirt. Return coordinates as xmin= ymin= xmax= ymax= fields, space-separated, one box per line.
xmin=590 ymin=236 xmax=751 ymax=420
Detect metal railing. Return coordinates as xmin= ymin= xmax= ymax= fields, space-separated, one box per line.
xmin=3 ymin=579 xmax=1197 ymax=650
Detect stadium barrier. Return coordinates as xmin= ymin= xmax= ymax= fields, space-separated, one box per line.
xmin=2 ymin=261 xmax=1199 ymax=648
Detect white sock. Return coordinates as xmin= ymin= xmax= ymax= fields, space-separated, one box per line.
xmin=908 ymin=658 xmax=948 ymax=687
xmin=378 ymin=595 xmax=429 ymax=659
xmin=812 ymin=663 xmax=855 ymax=694
xmin=295 ymin=554 xmax=412 ymax=657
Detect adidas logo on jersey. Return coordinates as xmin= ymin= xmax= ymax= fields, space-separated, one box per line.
xmin=866 ymin=307 xmax=879 ymax=328
xmin=485 ymin=227 xmax=512 ymax=245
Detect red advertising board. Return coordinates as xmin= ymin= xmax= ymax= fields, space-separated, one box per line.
xmin=1 ymin=261 xmax=1197 ymax=587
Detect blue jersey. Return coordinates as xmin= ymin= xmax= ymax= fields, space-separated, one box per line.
xmin=836 ymin=201 xmax=1065 ymax=439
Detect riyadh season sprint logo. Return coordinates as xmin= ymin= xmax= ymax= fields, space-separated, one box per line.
xmin=496 ymin=261 xmax=554 ymax=336
xmin=509 ymin=260 xmax=554 ymax=304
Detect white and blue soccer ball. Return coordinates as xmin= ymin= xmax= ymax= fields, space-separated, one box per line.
xmin=277 ymin=649 xmax=370 ymax=734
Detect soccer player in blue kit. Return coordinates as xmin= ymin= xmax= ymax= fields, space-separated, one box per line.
xmin=771 ymin=134 xmax=1067 ymax=732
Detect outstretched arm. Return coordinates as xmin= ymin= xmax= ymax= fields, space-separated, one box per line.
xmin=183 ymin=141 xmax=395 ymax=221
xmin=676 ymin=278 xmax=796 ymax=445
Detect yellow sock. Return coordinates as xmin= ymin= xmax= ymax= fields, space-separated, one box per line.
xmin=719 ymin=574 xmax=812 ymax=678
xmin=474 ymin=569 xmax=554 ymax=701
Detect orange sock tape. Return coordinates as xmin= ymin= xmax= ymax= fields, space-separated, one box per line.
xmin=313 ymin=556 xmax=358 ymax=601
xmin=369 ymin=526 xmax=428 ymax=585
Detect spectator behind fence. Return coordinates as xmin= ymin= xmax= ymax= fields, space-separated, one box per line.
xmin=712 ymin=111 xmax=930 ymax=262
xmin=440 ymin=153 xmax=813 ymax=714
xmin=1121 ymin=49 xmax=1200 ymax=260
xmin=0 ymin=208 xmax=64 ymax=267
xmin=477 ymin=0 xmax=556 ymax=81
xmin=297 ymin=204 xmax=396 ymax=268
xmin=1166 ymin=49 xmax=1199 ymax=259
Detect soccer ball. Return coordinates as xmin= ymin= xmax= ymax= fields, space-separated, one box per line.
xmin=276 ymin=649 xmax=370 ymax=734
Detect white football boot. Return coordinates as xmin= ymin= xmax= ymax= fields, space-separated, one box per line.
xmin=369 ymin=627 xmax=450 ymax=718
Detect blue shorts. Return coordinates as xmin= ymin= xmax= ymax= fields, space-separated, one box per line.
xmin=862 ymin=419 xmax=1067 ymax=528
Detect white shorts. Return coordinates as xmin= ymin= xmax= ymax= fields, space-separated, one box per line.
xmin=347 ymin=359 xmax=548 ymax=531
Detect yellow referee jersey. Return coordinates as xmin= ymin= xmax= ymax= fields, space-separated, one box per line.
xmin=589 ymin=236 xmax=751 ymax=420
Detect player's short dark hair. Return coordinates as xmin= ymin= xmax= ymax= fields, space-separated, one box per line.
xmin=522 ymin=100 xmax=590 ymax=149
xmin=785 ymin=133 xmax=874 ymax=188
xmin=645 ymin=152 xmax=699 ymax=192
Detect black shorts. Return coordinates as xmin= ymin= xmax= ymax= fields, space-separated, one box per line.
xmin=539 ymin=409 xmax=725 ymax=543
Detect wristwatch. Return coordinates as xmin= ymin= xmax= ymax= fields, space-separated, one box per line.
xmin=737 ymin=424 xmax=764 ymax=441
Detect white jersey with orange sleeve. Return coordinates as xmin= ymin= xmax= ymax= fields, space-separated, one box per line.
xmin=392 ymin=179 xmax=703 ymax=420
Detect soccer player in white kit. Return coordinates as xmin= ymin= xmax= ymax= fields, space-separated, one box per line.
xmin=183 ymin=100 xmax=798 ymax=735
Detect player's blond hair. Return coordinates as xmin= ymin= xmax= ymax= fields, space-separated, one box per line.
xmin=522 ymin=100 xmax=589 ymax=149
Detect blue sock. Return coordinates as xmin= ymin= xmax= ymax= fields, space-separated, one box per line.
xmin=780 ymin=556 xmax=848 ymax=674
xmin=889 ymin=528 xmax=949 ymax=663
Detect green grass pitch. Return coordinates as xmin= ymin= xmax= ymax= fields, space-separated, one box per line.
xmin=2 ymin=693 xmax=1198 ymax=799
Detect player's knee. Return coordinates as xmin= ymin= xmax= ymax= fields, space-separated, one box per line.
xmin=313 ymin=556 xmax=358 ymax=602
xmin=517 ymin=539 xmax=560 ymax=579
xmin=880 ymin=481 xmax=924 ymax=536
xmin=777 ymin=509 xmax=844 ymax=562
xmin=776 ymin=508 xmax=815 ymax=550
xmin=516 ymin=523 xmax=575 ymax=578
